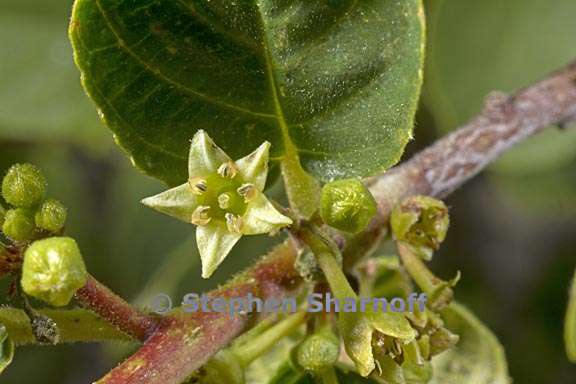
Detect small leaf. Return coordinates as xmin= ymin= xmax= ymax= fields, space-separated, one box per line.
xmin=0 ymin=324 xmax=14 ymax=374
xmin=565 ymin=268 xmax=576 ymax=363
xmin=70 ymin=0 xmax=425 ymax=196
xmin=429 ymin=303 xmax=510 ymax=384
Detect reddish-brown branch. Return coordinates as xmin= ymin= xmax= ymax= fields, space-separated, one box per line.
xmin=97 ymin=59 xmax=576 ymax=383
xmin=75 ymin=275 xmax=158 ymax=340
xmin=346 ymin=60 xmax=576 ymax=267
xmin=97 ymin=242 xmax=300 ymax=384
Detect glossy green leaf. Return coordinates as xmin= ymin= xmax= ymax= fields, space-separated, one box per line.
xmin=430 ymin=303 xmax=510 ymax=384
xmin=565 ymin=268 xmax=576 ymax=363
xmin=0 ymin=324 xmax=14 ymax=374
xmin=69 ymin=0 xmax=425 ymax=195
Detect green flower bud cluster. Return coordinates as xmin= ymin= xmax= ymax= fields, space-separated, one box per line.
xmin=320 ymin=178 xmax=377 ymax=234
xmin=21 ymin=237 xmax=87 ymax=307
xmin=1 ymin=164 xmax=67 ymax=242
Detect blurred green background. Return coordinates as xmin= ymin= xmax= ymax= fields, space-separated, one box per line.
xmin=1 ymin=0 xmax=575 ymax=382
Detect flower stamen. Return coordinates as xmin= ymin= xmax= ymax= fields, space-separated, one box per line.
xmin=189 ymin=177 xmax=208 ymax=195
xmin=191 ymin=205 xmax=211 ymax=226
xmin=217 ymin=162 xmax=238 ymax=179
xmin=237 ymin=183 xmax=257 ymax=202
xmin=225 ymin=213 xmax=243 ymax=234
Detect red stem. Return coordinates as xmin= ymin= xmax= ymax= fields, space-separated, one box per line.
xmin=75 ymin=275 xmax=158 ymax=340
xmin=96 ymin=242 xmax=300 ymax=384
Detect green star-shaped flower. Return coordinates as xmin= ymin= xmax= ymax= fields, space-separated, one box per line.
xmin=142 ymin=130 xmax=292 ymax=278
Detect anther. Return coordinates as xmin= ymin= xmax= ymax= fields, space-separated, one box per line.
xmin=189 ymin=177 xmax=208 ymax=195
xmin=237 ymin=183 xmax=257 ymax=202
xmin=217 ymin=162 xmax=238 ymax=178
xmin=225 ymin=213 xmax=243 ymax=234
xmin=191 ymin=205 xmax=211 ymax=226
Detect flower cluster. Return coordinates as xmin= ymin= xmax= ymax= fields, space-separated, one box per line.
xmin=1 ymin=163 xmax=67 ymax=242
xmin=1 ymin=163 xmax=85 ymax=307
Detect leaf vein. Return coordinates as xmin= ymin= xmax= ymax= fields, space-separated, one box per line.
xmin=94 ymin=0 xmax=276 ymax=119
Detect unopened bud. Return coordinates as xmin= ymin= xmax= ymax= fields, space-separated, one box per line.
xmin=429 ymin=327 xmax=459 ymax=357
xmin=34 ymin=198 xmax=67 ymax=233
xmin=293 ymin=328 xmax=340 ymax=373
xmin=2 ymin=208 xmax=35 ymax=242
xmin=320 ymin=178 xmax=377 ymax=234
xmin=2 ymin=163 xmax=46 ymax=208
xmin=21 ymin=237 xmax=87 ymax=307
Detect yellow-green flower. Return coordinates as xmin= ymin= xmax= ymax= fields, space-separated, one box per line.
xmin=142 ymin=130 xmax=292 ymax=278
xmin=339 ymin=308 xmax=416 ymax=377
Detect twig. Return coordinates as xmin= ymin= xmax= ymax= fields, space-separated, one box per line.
xmin=0 ymin=307 xmax=131 ymax=345
xmin=96 ymin=242 xmax=300 ymax=384
xmin=346 ymin=60 xmax=576 ymax=267
xmin=97 ymin=59 xmax=576 ymax=383
xmin=75 ymin=275 xmax=159 ymax=340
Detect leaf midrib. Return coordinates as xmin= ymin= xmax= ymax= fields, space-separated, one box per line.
xmin=255 ymin=3 xmax=298 ymax=163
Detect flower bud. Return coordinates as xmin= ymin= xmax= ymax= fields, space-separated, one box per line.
xmin=0 ymin=205 xmax=5 ymax=226
xmin=391 ymin=195 xmax=449 ymax=260
xmin=21 ymin=237 xmax=87 ymax=307
xmin=320 ymin=178 xmax=377 ymax=234
xmin=2 ymin=208 xmax=35 ymax=242
xmin=429 ymin=326 xmax=459 ymax=357
xmin=293 ymin=328 xmax=340 ymax=372
xmin=34 ymin=198 xmax=67 ymax=233
xmin=2 ymin=163 xmax=46 ymax=208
